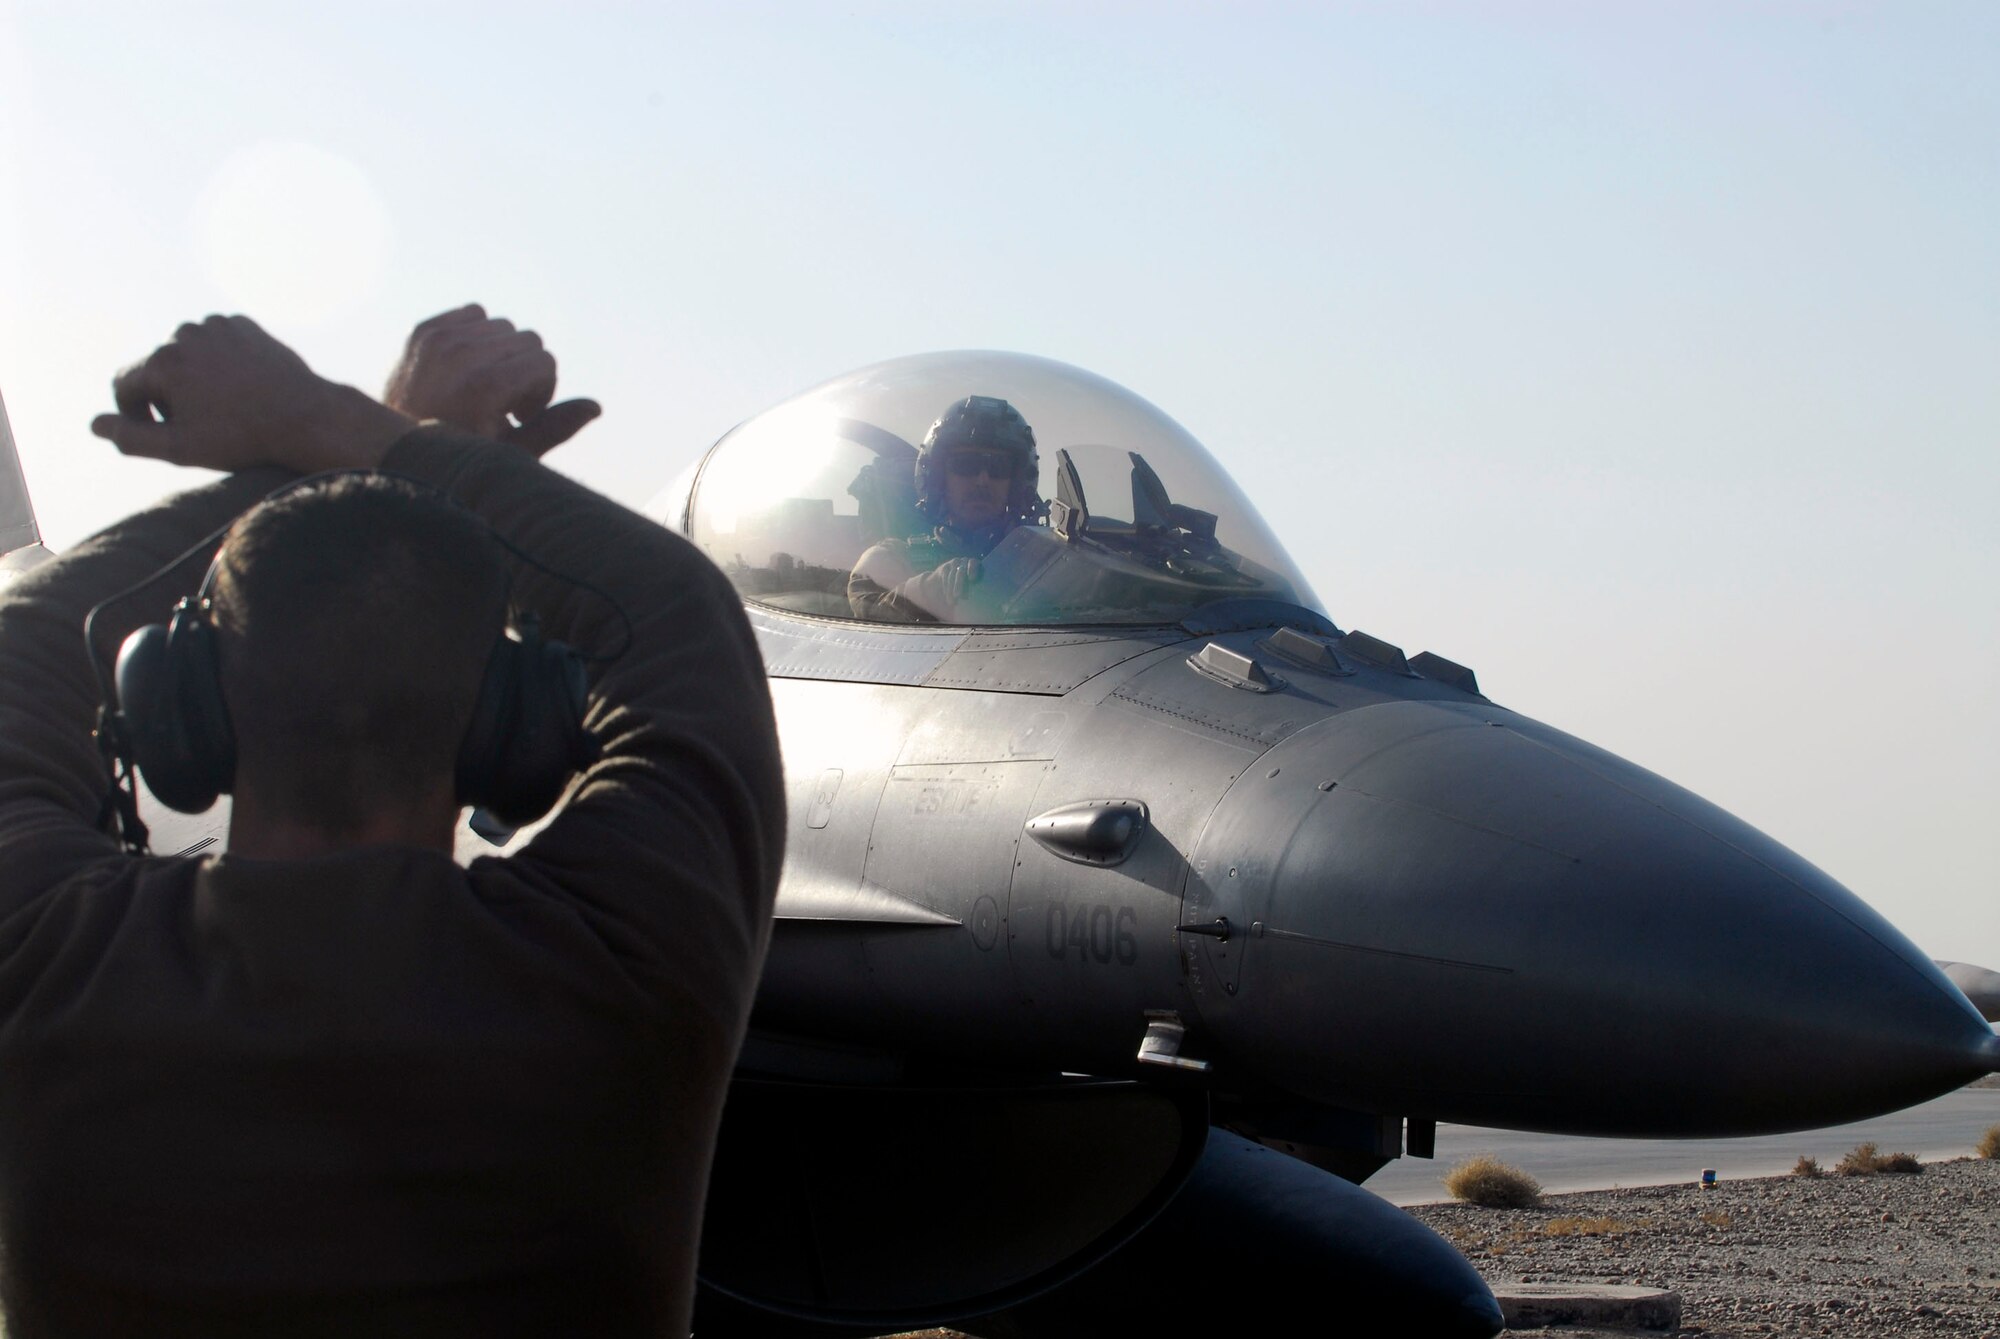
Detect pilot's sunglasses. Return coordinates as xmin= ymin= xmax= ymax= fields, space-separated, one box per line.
xmin=946 ymin=451 xmax=1017 ymax=480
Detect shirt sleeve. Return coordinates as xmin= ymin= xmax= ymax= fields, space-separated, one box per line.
xmin=848 ymin=541 xmax=954 ymax=623
xmin=386 ymin=429 xmax=785 ymax=1029
xmin=0 ymin=468 xmax=291 ymax=914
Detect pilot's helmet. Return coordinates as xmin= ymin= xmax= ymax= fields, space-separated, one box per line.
xmin=914 ymin=395 xmax=1042 ymax=526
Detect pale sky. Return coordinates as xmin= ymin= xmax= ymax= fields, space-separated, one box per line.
xmin=1 ymin=2 xmax=1994 ymax=966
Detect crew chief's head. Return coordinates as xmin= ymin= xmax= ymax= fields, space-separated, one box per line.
xmin=207 ymin=476 xmax=510 ymax=851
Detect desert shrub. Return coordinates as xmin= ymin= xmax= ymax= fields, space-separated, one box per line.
xmin=1978 ymin=1125 xmax=2000 ymax=1160
xmin=1834 ymin=1143 xmax=1920 ymax=1175
xmin=1699 ymin=1209 xmax=1733 ymax=1229
xmin=1792 ymin=1155 xmax=1823 ymax=1178
xmin=1835 ymin=1142 xmax=1881 ymax=1176
xmin=1444 ymin=1155 xmax=1541 ymax=1208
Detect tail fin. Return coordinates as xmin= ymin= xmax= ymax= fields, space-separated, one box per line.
xmin=0 ymin=388 xmax=54 ymax=581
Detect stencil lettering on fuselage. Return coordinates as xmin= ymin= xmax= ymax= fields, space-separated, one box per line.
xmin=865 ymin=762 xmax=1047 ymax=923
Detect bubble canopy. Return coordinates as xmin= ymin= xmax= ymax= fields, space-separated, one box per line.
xmin=662 ymin=351 xmax=1324 ymax=628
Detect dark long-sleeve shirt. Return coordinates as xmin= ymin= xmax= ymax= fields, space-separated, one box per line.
xmin=0 ymin=429 xmax=784 ymax=1337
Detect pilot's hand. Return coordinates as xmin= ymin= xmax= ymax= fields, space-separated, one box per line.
xmin=936 ymin=556 xmax=982 ymax=604
xmin=90 ymin=315 xmax=413 ymax=473
xmin=899 ymin=555 xmax=982 ymax=616
xmin=384 ymin=304 xmax=600 ymax=457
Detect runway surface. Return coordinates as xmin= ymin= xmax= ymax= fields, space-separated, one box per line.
xmin=1371 ymin=1086 xmax=2000 ymax=1205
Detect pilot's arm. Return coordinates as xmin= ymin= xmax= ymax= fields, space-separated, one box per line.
xmin=847 ymin=543 xmax=980 ymax=623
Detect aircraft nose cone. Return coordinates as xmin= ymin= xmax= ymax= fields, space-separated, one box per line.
xmin=1185 ymin=701 xmax=1995 ymax=1135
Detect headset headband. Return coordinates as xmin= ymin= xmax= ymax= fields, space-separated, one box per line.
xmin=87 ymin=468 xmax=625 ymax=853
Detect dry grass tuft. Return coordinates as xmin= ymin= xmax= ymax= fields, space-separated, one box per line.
xmin=1835 ymin=1142 xmax=1923 ymax=1176
xmin=1978 ymin=1125 xmax=2000 ymax=1160
xmin=1792 ymin=1155 xmax=1823 ymax=1177
xmin=1542 ymin=1215 xmax=1636 ymax=1237
xmin=1699 ymin=1209 xmax=1733 ymax=1229
xmin=1443 ymin=1155 xmax=1542 ymax=1208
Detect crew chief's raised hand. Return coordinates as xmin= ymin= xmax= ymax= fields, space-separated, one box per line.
xmin=384 ymin=304 xmax=600 ymax=457
xmin=88 ymin=314 xmax=415 ymax=475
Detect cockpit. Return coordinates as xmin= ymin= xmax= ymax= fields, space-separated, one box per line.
xmin=660 ymin=351 xmax=1324 ymax=628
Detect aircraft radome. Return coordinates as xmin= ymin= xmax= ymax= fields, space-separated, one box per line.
xmin=7 ymin=360 xmax=1992 ymax=1339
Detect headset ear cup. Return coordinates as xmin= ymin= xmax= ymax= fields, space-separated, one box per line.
xmin=507 ymin=637 xmax=595 ymax=824
xmin=456 ymin=619 xmax=598 ymax=829
xmin=114 ymin=621 xmax=171 ymax=775
xmin=539 ymin=637 xmax=599 ymax=776
xmin=456 ymin=634 xmax=520 ymax=816
xmin=114 ymin=601 xmax=235 ymax=814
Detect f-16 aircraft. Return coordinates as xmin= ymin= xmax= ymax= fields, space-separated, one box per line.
xmin=642 ymin=351 xmax=1997 ymax=1338
xmin=6 ymin=358 xmax=1994 ymax=1338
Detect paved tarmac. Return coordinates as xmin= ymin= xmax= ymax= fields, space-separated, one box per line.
xmin=1372 ymin=1085 xmax=2000 ymax=1204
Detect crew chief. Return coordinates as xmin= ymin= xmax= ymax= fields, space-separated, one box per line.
xmin=0 ymin=310 xmax=783 ymax=1336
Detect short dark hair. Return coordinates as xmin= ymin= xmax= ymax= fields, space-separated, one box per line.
xmin=210 ymin=475 xmax=506 ymax=832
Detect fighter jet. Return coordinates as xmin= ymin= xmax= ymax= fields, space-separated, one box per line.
xmin=642 ymin=351 xmax=1996 ymax=1338
xmin=6 ymin=360 xmax=1993 ymax=1338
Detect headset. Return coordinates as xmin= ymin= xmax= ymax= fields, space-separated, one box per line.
xmin=90 ymin=471 xmax=613 ymax=852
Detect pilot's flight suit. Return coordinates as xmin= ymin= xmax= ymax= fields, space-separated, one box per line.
xmin=0 ymin=430 xmax=783 ymax=1337
xmin=847 ymin=521 xmax=1010 ymax=623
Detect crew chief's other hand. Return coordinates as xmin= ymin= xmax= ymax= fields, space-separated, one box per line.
xmin=90 ymin=315 xmax=414 ymax=474
xmin=384 ymin=304 xmax=600 ymax=457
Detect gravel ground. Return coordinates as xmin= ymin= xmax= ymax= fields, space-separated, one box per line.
xmin=896 ymin=1154 xmax=1998 ymax=1338
xmin=1409 ymin=1156 xmax=2000 ymax=1336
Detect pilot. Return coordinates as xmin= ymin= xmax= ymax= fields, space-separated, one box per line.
xmin=848 ymin=394 xmax=1043 ymax=622
xmin=0 ymin=310 xmax=782 ymax=1335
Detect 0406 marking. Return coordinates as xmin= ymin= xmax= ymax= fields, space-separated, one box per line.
xmin=1046 ymin=903 xmax=1138 ymax=965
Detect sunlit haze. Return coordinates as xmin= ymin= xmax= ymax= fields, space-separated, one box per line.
xmin=1 ymin=2 xmax=1994 ymax=966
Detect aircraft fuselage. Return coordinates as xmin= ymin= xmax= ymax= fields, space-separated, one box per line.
xmin=744 ymin=603 xmax=1997 ymax=1144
